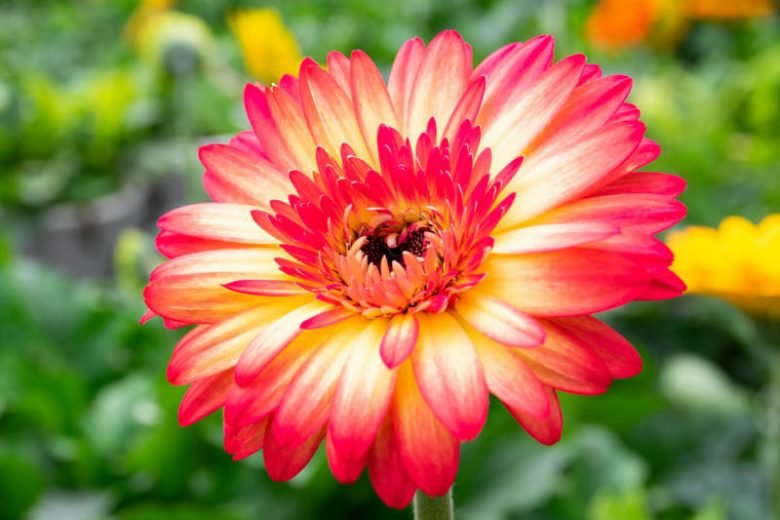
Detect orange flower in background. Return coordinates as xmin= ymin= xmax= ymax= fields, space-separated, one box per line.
xmin=587 ymin=0 xmax=776 ymax=49
xmin=143 ymin=31 xmax=686 ymax=508
xmin=668 ymin=215 xmax=780 ymax=318
xmin=586 ymin=0 xmax=657 ymax=48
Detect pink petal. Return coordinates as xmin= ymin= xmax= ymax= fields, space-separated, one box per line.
xmin=265 ymin=86 xmax=318 ymax=174
xmin=593 ymin=171 xmax=687 ymax=198
xmin=482 ymin=248 xmax=650 ymax=316
xmin=456 ymin=290 xmax=545 ymax=348
xmin=300 ymin=306 xmax=356 ymax=329
xmin=299 ymin=60 xmax=371 ymax=160
xmin=157 ymin=203 xmax=275 ymax=245
xmin=223 ymin=279 xmax=308 ymax=297
xmin=482 ymin=53 xmax=585 ymax=171
xmin=412 ymin=312 xmax=488 ymax=440
xmin=327 ymin=50 xmax=352 ymax=94
xmin=329 ymin=319 xmax=397 ymax=463
xmin=263 ymin=420 xmax=324 ymax=481
xmin=144 ymin=249 xmax=286 ymax=324
xmin=393 ymin=364 xmax=460 ymax=496
xmin=167 ymin=302 xmax=303 ymax=385
xmin=178 ymin=369 xmax=234 ymax=426
xmin=200 ymin=144 xmax=292 ymax=207
xmin=350 ymin=49 xmax=399 ymax=164
xmin=500 ymin=121 xmax=645 ymax=228
xmin=443 ymin=76 xmax=485 ymax=142
xmin=224 ymin=416 xmax=269 ymax=460
xmin=469 ymin=329 xmax=550 ymax=419
xmin=155 ymin=230 xmax=252 ymax=259
xmin=223 ymin=338 xmax=316 ymax=428
xmin=326 ymin=431 xmax=366 ymax=484
xmin=234 ymin=300 xmax=334 ymax=386
xmin=505 ymin=387 xmax=563 ymax=445
xmin=492 ymin=222 xmax=620 ymax=255
xmin=243 ymin=84 xmax=297 ymax=171
xmin=530 ymin=74 xmax=632 ymax=150
xmin=368 ymin=417 xmax=416 ymax=509
xmin=551 ymin=316 xmax=642 ymax=379
xmin=387 ymin=37 xmax=425 ymax=130
xmin=380 ymin=313 xmax=419 ymax=369
xmin=517 ymin=320 xmax=612 ymax=394
xmin=270 ymin=329 xmax=354 ymax=447
xmin=475 ymin=35 xmax=554 ymax=127
xmin=539 ymin=194 xmax=687 ymax=235
xmin=405 ymin=30 xmax=472 ymax=139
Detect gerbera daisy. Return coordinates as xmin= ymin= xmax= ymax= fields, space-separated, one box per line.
xmin=143 ymin=31 xmax=686 ymax=508
xmin=668 ymin=215 xmax=780 ymax=318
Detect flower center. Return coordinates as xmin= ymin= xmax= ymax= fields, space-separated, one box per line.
xmin=253 ymin=120 xmax=520 ymax=316
xmin=360 ymin=226 xmax=431 ymax=267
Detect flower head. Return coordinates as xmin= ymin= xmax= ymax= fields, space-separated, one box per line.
xmin=668 ymin=215 xmax=780 ymax=317
xmin=230 ymin=8 xmax=302 ymax=84
xmin=143 ymin=31 xmax=686 ymax=508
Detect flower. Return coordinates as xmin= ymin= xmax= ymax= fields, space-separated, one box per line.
xmin=230 ymin=8 xmax=302 ymax=84
xmin=143 ymin=31 xmax=686 ymax=508
xmin=668 ymin=215 xmax=780 ymax=317
xmin=586 ymin=0 xmax=775 ymax=50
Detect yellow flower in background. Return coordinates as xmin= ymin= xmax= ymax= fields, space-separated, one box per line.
xmin=124 ymin=0 xmax=178 ymax=46
xmin=668 ymin=215 xmax=780 ymax=317
xmin=230 ymin=8 xmax=302 ymax=84
xmin=587 ymin=0 xmax=776 ymax=50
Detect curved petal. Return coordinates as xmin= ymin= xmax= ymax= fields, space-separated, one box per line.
xmin=144 ymin=248 xmax=285 ymax=323
xmin=178 ymin=369 xmax=234 ymax=426
xmin=264 ymin=419 xmax=324 ymax=481
xmin=224 ymin=416 xmax=269 ymax=460
xmin=412 ymin=312 xmax=488 ymax=440
xmin=393 ymin=364 xmax=460 ymax=496
xmin=350 ymin=49 xmax=399 ymax=164
xmin=299 ymin=60 xmax=371 ymax=160
xmin=223 ymin=337 xmax=316 ymax=428
xmin=456 ymin=290 xmax=546 ymax=348
xmin=551 ymin=316 xmax=642 ymax=379
xmin=158 ymin=203 xmax=276 ymax=245
xmin=405 ymin=30 xmax=472 ymax=139
xmin=200 ymin=144 xmax=292 ymax=207
xmin=516 ymin=320 xmax=612 ymax=394
xmin=467 ymin=328 xmax=550 ymax=419
xmin=505 ymin=387 xmax=563 ymax=445
xmin=265 ymin=86 xmax=318 ymax=174
xmin=368 ymin=417 xmax=417 ymax=509
xmin=482 ymin=54 xmax=585 ymax=171
xmin=475 ymin=35 xmax=554 ymax=127
xmin=329 ymin=319 xmax=397 ymax=463
xmin=482 ymin=249 xmax=650 ymax=316
xmin=270 ymin=325 xmax=356 ymax=447
xmin=326 ymin=431 xmax=366 ymax=484
xmin=243 ymin=83 xmax=298 ymax=171
xmin=537 ymin=194 xmax=687 ymax=235
xmin=387 ymin=37 xmax=425 ymax=130
xmin=492 ymin=222 xmax=620 ymax=255
xmin=380 ymin=313 xmax=419 ymax=369
xmin=234 ymin=299 xmax=334 ymax=386
xmin=499 ymin=121 xmax=645 ymax=228
xmin=168 ymin=299 xmax=306 ymax=385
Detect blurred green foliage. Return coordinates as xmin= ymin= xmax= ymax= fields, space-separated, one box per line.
xmin=1 ymin=0 xmax=779 ymax=519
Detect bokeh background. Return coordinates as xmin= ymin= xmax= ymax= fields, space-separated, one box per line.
xmin=1 ymin=0 xmax=779 ymax=519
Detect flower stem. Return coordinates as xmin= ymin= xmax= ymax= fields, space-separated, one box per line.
xmin=413 ymin=489 xmax=454 ymax=520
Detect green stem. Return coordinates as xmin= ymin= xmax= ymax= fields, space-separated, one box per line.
xmin=413 ymin=489 xmax=454 ymax=520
